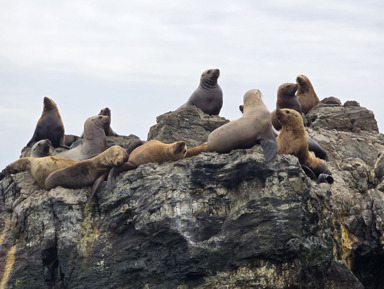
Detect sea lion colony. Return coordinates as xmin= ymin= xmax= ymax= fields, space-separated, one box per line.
xmin=2 ymin=69 xmax=338 ymax=202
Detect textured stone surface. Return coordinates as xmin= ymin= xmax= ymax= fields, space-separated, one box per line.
xmin=1 ymin=102 xmax=384 ymax=289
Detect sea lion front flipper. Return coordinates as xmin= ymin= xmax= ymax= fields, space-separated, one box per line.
xmin=317 ymin=173 xmax=334 ymax=184
xmin=301 ymin=164 xmax=317 ymax=180
xmin=259 ymin=137 xmax=277 ymax=162
xmin=106 ymin=162 xmax=138 ymax=190
xmin=87 ymin=173 xmax=107 ymax=206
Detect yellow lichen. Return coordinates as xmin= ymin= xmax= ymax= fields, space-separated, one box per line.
xmin=339 ymin=223 xmax=358 ymax=269
xmin=0 ymin=218 xmax=10 ymax=246
xmin=0 ymin=245 xmax=17 ymax=289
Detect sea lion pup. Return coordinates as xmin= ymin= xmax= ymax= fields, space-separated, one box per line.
xmin=3 ymin=156 xmax=76 ymax=189
xmin=271 ymin=83 xmax=302 ymax=130
xmin=57 ymin=115 xmax=108 ymax=161
xmin=296 ymin=74 xmax=320 ymax=115
xmin=107 ymin=140 xmax=187 ymax=188
xmin=276 ymin=108 xmax=333 ymax=183
xmin=98 ymin=107 xmax=119 ymax=136
xmin=207 ymin=89 xmax=277 ymax=162
xmin=27 ymin=97 xmax=67 ymax=148
xmin=45 ymin=145 xmax=128 ymax=204
xmin=177 ymin=68 xmax=223 ymax=115
xmin=30 ymin=139 xmax=52 ymax=157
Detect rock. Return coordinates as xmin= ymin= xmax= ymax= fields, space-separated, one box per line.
xmin=1 ymin=101 xmax=384 ymax=289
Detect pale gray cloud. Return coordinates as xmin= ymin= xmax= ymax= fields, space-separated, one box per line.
xmin=0 ymin=0 xmax=383 ymax=168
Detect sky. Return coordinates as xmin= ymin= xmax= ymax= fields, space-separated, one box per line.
xmin=0 ymin=0 xmax=383 ymax=169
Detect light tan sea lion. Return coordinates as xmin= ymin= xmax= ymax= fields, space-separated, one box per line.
xmin=45 ymin=146 xmax=128 ymax=203
xmin=3 ymin=156 xmax=77 ymax=189
xmin=207 ymin=89 xmax=277 ymax=162
xmin=276 ymin=108 xmax=332 ymax=183
xmin=30 ymin=139 xmax=52 ymax=157
xmin=27 ymin=97 xmax=66 ymax=148
xmin=296 ymin=74 xmax=320 ymax=115
xmin=57 ymin=115 xmax=108 ymax=161
xmin=177 ymin=68 xmax=223 ymax=115
xmin=271 ymin=83 xmax=302 ymax=130
xmin=107 ymin=140 xmax=187 ymax=187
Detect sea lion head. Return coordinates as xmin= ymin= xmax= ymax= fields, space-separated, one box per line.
xmin=278 ymin=83 xmax=298 ymax=98
xmin=89 ymin=115 xmax=110 ymax=130
xmin=43 ymin=97 xmax=57 ymax=111
xmin=169 ymin=141 xmax=187 ymax=161
xmin=201 ymin=68 xmax=220 ymax=86
xmin=296 ymin=74 xmax=313 ymax=92
xmin=243 ymin=89 xmax=264 ymax=109
xmin=106 ymin=145 xmax=129 ymax=166
xmin=98 ymin=107 xmax=111 ymax=117
xmin=31 ymin=139 xmax=52 ymax=157
xmin=276 ymin=108 xmax=302 ymax=127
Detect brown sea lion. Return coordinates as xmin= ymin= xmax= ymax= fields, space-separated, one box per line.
xmin=45 ymin=146 xmax=128 ymax=203
xmin=107 ymin=140 xmax=187 ymax=187
xmin=177 ymin=68 xmax=223 ymax=115
xmin=98 ymin=107 xmax=119 ymax=136
xmin=296 ymin=74 xmax=320 ymax=114
xmin=57 ymin=115 xmax=108 ymax=161
xmin=3 ymin=156 xmax=76 ymax=189
xmin=27 ymin=97 xmax=66 ymax=148
xmin=276 ymin=108 xmax=332 ymax=183
xmin=271 ymin=83 xmax=302 ymax=130
xmin=64 ymin=134 xmax=80 ymax=147
xmin=207 ymin=89 xmax=277 ymax=162
xmin=30 ymin=139 xmax=52 ymax=157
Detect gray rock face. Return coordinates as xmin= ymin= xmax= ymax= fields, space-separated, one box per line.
xmin=1 ymin=102 xmax=384 ymax=289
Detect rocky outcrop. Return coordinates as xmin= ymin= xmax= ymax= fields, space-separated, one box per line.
xmin=1 ymin=102 xmax=384 ymax=289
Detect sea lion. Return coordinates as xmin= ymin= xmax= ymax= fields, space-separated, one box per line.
xmin=207 ymin=89 xmax=277 ymax=162
xmin=27 ymin=97 xmax=66 ymax=148
xmin=271 ymin=83 xmax=302 ymax=130
xmin=64 ymin=134 xmax=80 ymax=147
xmin=30 ymin=139 xmax=52 ymax=157
xmin=57 ymin=115 xmax=108 ymax=161
xmin=107 ymin=140 xmax=187 ymax=187
xmin=177 ymin=68 xmax=223 ymax=115
xmin=296 ymin=74 xmax=320 ymax=114
xmin=45 ymin=146 xmax=128 ymax=203
xmin=276 ymin=108 xmax=333 ymax=183
xmin=98 ymin=107 xmax=119 ymax=136
xmin=3 ymin=156 xmax=76 ymax=189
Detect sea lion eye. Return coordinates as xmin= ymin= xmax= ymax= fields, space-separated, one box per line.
xmin=286 ymin=110 xmax=290 ymax=114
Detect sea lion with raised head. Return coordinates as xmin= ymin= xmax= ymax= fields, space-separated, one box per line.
xmin=57 ymin=115 xmax=108 ymax=161
xmin=98 ymin=107 xmax=119 ymax=136
xmin=271 ymin=83 xmax=302 ymax=130
xmin=177 ymin=68 xmax=223 ymax=115
xmin=296 ymin=74 xmax=320 ymax=115
xmin=27 ymin=97 xmax=66 ymax=148
xmin=107 ymin=140 xmax=187 ymax=188
xmin=276 ymin=108 xmax=333 ymax=183
xmin=207 ymin=89 xmax=277 ymax=162
xmin=30 ymin=139 xmax=52 ymax=157
xmin=3 ymin=156 xmax=77 ymax=189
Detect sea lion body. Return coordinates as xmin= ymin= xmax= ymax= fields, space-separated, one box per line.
xmin=271 ymin=83 xmax=302 ymax=130
xmin=57 ymin=115 xmax=108 ymax=161
xmin=64 ymin=134 xmax=80 ymax=147
xmin=177 ymin=69 xmax=223 ymax=115
xmin=296 ymin=74 xmax=320 ymax=114
xmin=4 ymin=156 xmax=76 ymax=189
xmin=207 ymin=89 xmax=277 ymax=162
xmin=30 ymin=139 xmax=52 ymax=157
xmin=27 ymin=97 xmax=66 ymax=148
xmin=45 ymin=145 xmax=128 ymax=190
xmin=276 ymin=108 xmax=332 ymax=182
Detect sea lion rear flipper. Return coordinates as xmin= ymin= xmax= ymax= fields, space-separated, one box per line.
xmin=259 ymin=138 xmax=277 ymax=162
xmin=307 ymin=137 xmax=329 ymax=161
xmin=87 ymin=173 xmax=107 ymax=206
xmin=301 ymin=164 xmax=317 ymax=180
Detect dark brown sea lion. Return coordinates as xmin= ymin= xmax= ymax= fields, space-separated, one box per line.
xmin=27 ymin=97 xmax=66 ymax=148
xmin=276 ymin=108 xmax=333 ymax=183
xmin=271 ymin=83 xmax=302 ymax=130
xmin=57 ymin=115 xmax=108 ymax=161
xmin=177 ymin=68 xmax=223 ymax=115
xmin=207 ymin=89 xmax=277 ymax=162
xmin=296 ymin=74 xmax=320 ymax=115
xmin=98 ymin=107 xmax=119 ymax=136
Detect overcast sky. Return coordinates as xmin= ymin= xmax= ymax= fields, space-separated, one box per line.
xmin=0 ymin=0 xmax=383 ymax=169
